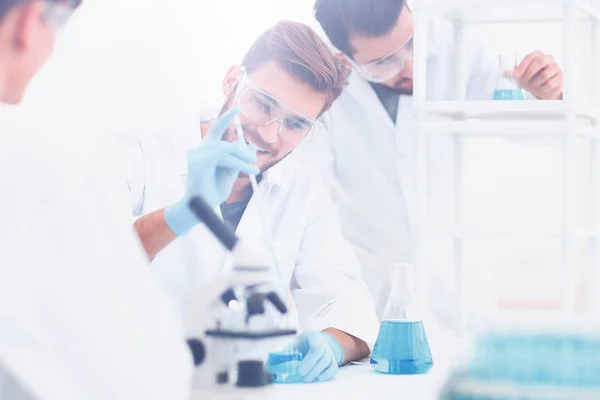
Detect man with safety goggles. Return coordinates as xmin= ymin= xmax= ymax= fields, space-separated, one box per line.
xmin=295 ymin=0 xmax=564 ymax=321
xmin=116 ymin=20 xmax=379 ymax=384
xmin=351 ymin=34 xmax=414 ymax=90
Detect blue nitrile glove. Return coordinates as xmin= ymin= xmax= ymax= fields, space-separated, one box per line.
xmin=296 ymin=331 xmax=344 ymax=383
xmin=164 ymin=107 xmax=259 ymax=236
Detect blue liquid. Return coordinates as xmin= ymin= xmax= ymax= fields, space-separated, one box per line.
xmin=370 ymin=320 xmax=433 ymax=374
xmin=266 ymin=352 xmax=303 ymax=384
xmin=493 ymin=89 xmax=524 ymax=100
xmin=468 ymin=333 xmax=600 ymax=388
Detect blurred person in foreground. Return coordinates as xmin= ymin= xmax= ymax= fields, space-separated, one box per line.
xmin=0 ymin=0 xmax=254 ymax=398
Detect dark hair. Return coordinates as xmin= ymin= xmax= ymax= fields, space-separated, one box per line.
xmin=314 ymin=0 xmax=405 ymax=56
xmin=1 ymin=0 xmax=82 ymax=22
xmin=241 ymin=20 xmax=350 ymax=115
xmin=0 ymin=0 xmax=23 ymax=20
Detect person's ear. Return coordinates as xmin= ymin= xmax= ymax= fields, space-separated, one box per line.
xmin=222 ymin=65 xmax=241 ymax=97
xmin=334 ymin=52 xmax=352 ymax=70
xmin=12 ymin=1 xmax=43 ymax=50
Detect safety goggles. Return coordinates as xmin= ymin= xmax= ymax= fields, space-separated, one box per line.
xmin=43 ymin=0 xmax=82 ymax=29
xmin=235 ymin=67 xmax=323 ymax=145
xmin=352 ymin=37 xmax=413 ymax=83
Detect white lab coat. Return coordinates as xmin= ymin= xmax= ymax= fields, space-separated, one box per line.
xmin=116 ymin=129 xmax=380 ymax=346
xmin=294 ymin=17 xmax=506 ymax=320
xmin=0 ymin=114 xmax=193 ymax=400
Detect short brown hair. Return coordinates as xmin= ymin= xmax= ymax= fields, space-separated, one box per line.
xmin=241 ymin=20 xmax=350 ymax=115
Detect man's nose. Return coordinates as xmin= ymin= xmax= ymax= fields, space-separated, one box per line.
xmin=400 ymin=59 xmax=413 ymax=76
xmin=257 ymin=121 xmax=281 ymax=144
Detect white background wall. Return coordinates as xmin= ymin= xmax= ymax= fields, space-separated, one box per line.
xmin=3 ymin=0 xmax=597 ymax=314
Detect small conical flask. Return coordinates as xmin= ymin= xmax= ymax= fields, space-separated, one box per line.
xmin=370 ymin=263 xmax=433 ymax=374
xmin=493 ymin=55 xmax=524 ymax=100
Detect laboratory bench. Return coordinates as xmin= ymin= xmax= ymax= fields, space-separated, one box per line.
xmin=191 ymin=356 xmax=454 ymax=399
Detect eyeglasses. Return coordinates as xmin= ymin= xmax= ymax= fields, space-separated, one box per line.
xmin=234 ymin=67 xmax=323 ymax=145
xmin=352 ymin=37 xmax=413 ymax=83
xmin=42 ymin=0 xmax=82 ymax=29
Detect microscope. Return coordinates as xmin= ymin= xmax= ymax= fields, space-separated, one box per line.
xmin=183 ymin=196 xmax=296 ymax=389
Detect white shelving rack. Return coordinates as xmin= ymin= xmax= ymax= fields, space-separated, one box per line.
xmin=411 ymin=0 xmax=600 ymax=334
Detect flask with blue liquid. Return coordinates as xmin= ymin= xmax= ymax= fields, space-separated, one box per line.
xmin=370 ymin=263 xmax=433 ymax=374
xmin=493 ymin=55 xmax=524 ymax=100
xmin=265 ymin=296 xmax=304 ymax=384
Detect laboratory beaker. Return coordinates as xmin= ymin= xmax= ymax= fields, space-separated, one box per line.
xmin=265 ymin=330 xmax=304 ymax=384
xmin=265 ymin=349 xmax=304 ymax=383
xmin=265 ymin=293 xmax=304 ymax=383
xmin=493 ymin=55 xmax=524 ymax=101
xmin=370 ymin=263 xmax=433 ymax=374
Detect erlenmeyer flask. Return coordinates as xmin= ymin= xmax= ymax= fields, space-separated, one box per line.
xmin=370 ymin=263 xmax=433 ymax=374
xmin=493 ymin=55 xmax=524 ymax=100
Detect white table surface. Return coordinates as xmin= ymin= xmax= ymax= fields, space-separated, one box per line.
xmin=191 ymin=359 xmax=453 ymax=399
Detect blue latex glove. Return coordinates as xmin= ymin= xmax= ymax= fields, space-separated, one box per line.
xmin=296 ymin=331 xmax=344 ymax=383
xmin=164 ymin=107 xmax=259 ymax=236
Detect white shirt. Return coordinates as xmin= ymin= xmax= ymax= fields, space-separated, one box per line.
xmin=116 ymin=128 xmax=380 ymax=346
xmin=0 ymin=114 xmax=193 ymax=400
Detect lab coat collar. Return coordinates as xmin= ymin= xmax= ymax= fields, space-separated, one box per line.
xmin=347 ymin=71 xmax=396 ymax=129
xmin=259 ymin=159 xmax=290 ymax=194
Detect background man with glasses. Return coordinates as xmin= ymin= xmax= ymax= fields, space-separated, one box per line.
xmin=0 ymin=0 xmax=198 ymax=399
xmin=295 ymin=0 xmax=564 ymax=321
xmin=115 ymin=20 xmax=379 ymax=383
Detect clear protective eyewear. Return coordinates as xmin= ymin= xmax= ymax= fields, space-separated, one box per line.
xmin=234 ymin=67 xmax=323 ymax=145
xmin=353 ymin=37 xmax=413 ymax=83
xmin=42 ymin=0 xmax=82 ymax=29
